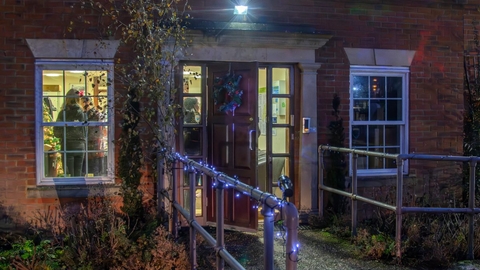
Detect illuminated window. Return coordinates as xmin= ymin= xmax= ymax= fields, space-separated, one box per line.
xmin=350 ymin=66 xmax=408 ymax=175
xmin=37 ymin=61 xmax=114 ymax=184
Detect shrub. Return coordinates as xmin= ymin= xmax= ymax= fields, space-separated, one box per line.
xmin=1 ymin=189 xmax=189 ymax=269
xmin=0 ymin=237 xmax=64 ymax=270
xmin=115 ymin=226 xmax=189 ymax=270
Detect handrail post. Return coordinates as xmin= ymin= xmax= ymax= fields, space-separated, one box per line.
xmin=318 ymin=149 xmax=324 ymax=218
xmin=282 ymin=202 xmax=299 ymax=270
xmin=262 ymin=204 xmax=274 ymax=270
xmin=189 ymin=165 xmax=197 ymax=269
xmin=216 ymin=180 xmax=225 ymax=269
xmin=468 ymin=159 xmax=476 ymax=260
xmin=351 ymin=153 xmax=358 ymax=237
xmin=171 ymin=160 xmax=179 ymax=239
xmin=395 ymin=157 xmax=404 ymax=260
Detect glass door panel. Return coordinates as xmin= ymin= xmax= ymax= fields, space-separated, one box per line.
xmin=272 ymin=127 xmax=290 ymax=154
xmin=180 ymin=64 xmax=206 ymax=224
xmin=257 ymin=66 xmax=294 ymax=197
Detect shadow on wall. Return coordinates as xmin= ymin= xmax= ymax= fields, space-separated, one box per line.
xmin=27 ymin=183 xmax=123 ymax=234
xmin=0 ymin=201 xmax=27 ymax=233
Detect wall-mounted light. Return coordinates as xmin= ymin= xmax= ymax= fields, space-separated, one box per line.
xmin=234 ymin=5 xmax=248 ymax=15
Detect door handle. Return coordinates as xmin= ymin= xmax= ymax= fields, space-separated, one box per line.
xmin=249 ymin=130 xmax=255 ymax=150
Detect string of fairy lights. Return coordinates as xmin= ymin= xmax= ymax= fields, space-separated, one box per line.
xmin=168 ymin=153 xmax=301 ymax=263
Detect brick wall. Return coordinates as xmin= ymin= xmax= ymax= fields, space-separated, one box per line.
xmin=0 ymin=0 xmax=118 ymax=224
xmin=189 ymin=0 xmax=478 ymax=209
xmin=1 ymin=0 xmax=479 ymax=223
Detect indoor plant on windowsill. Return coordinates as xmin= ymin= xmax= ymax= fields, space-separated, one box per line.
xmin=43 ymin=102 xmax=62 ymax=177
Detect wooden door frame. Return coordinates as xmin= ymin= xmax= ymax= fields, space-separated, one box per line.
xmin=173 ymin=29 xmax=329 ymax=217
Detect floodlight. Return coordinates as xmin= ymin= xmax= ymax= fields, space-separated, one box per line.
xmin=234 ymin=5 xmax=248 ymax=15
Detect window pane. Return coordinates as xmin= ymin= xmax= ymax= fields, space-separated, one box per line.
xmin=368 ymin=125 xmax=384 ymax=147
xmin=352 ymin=76 xmax=368 ymax=98
xmin=352 ymin=125 xmax=367 ymax=147
xmin=387 ymin=77 xmax=402 ymax=98
xmin=353 ymin=100 xmax=368 ymax=121
xmin=272 ymin=157 xmax=288 ymax=181
xmin=354 ymin=152 xmax=368 ymax=170
xmin=385 ymin=125 xmax=400 ymax=146
xmin=369 ymin=100 xmax=385 ymax=121
xmin=182 ymin=189 xmax=203 ymax=217
xmin=183 ymin=165 xmax=203 ymax=187
xmin=183 ymin=66 xmax=202 ymax=94
xmin=370 ymin=76 xmax=385 ymax=98
xmin=368 ymin=154 xmax=384 ymax=169
xmin=183 ymin=97 xmax=201 ymax=124
xmin=272 ymin=128 xmax=290 ymax=154
xmin=385 ymin=147 xmax=400 ymax=168
xmin=195 ymin=189 xmax=203 ymax=216
xmin=387 ymin=100 xmax=402 ymax=121
xmin=85 ymin=123 xmax=107 ymax=177
xmin=184 ymin=127 xmax=202 ymax=156
xmin=44 ymin=152 xmax=62 ymax=177
xmin=54 ymin=126 xmax=86 ymax=150
xmin=272 ymin=68 xmax=289 ymax=94
xmin=62 ymin=151 xmax=85 ymax=177
xmin=183 ymin=190 xmax=190 ymax=213
xmin=272 ymin=98 xmax=289 ymax=123
xmin=84 ymin=154 xmax=106 ymax=177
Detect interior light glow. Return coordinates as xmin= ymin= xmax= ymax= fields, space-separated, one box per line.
xmin=69 ymin=70 xmax=85 ymax=74
xmin=44 ymin=73 xmax=61 ymax=77
xmin=234 ymin=5 xmax=248 ymax=15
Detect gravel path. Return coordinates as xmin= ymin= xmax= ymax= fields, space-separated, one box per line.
xmin=254 ymin=229 xmax=412 ymax=270
xmin=204 ymin=228 xmax=480 ymax=270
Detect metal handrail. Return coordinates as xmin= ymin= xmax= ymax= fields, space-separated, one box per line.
xmin=318 ymin=145 xmax=478 ymax=260
xmin=163 ymin=153 xmax=299 ymax=270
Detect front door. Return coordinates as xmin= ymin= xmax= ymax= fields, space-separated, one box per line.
xmin=206 ymin=62 xmax=258 ymax=231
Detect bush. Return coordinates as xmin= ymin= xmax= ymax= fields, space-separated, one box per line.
xmin=350 ymin=210 xmax=480 ymax=268
xmin=0 ymin=237 xmax=64 ymax=270
xmin=1 ymin=192 xmax=189 ymax=269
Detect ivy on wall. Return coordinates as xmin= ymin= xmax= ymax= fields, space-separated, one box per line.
xmin=74 ymin=0 xmax=190 ymax=220
xmin=325 ymin=93 xmax=347 ymax=215
xmin=463 ymin=27 xmax=480 ymax=206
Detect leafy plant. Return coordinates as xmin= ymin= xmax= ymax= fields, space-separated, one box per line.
xmin=463 ymin=21 xmax=480 ymax=207
xmin=22 ymin=188 xmax=189 ymax=269
xmin=324 ymin=93 xmax=347 ymax=215
xmin=72 ymin=0 xmax=191 ymax=223
xmin=0 ymin=238 xmax=64 ymax=270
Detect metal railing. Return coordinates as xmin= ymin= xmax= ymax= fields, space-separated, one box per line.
xmin=160 ymin=153 xmax=299 ymax=270
xmin=318 ymin=145 xmax=480 ymax=260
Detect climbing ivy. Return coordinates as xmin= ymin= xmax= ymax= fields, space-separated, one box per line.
xmin=463 ymin=22 xmax=480 ymax=206
xmin=325 ymin=93 xmax=347 ymax=215
xmin=73 ymin=0 xmax=190 ymax=220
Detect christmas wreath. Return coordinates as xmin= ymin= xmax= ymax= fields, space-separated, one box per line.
xmin=213 ymin=73 xmax=243 ymax=113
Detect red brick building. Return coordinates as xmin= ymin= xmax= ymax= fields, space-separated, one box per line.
xmin=1 ymin=0 xmax=479 ymax=229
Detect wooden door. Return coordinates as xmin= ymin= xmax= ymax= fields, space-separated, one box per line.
xmin=206 ymin=62 xmax=258 ymax=231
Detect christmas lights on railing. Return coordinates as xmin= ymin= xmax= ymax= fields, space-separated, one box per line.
xmin=174 ymin=153 xmax=301 ymax=262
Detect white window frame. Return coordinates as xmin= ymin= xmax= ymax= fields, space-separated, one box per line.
xmin=349 ymin=66 xmax=409 ymax=176
xmin=35 ymin=60 xmax=115 ymax=185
